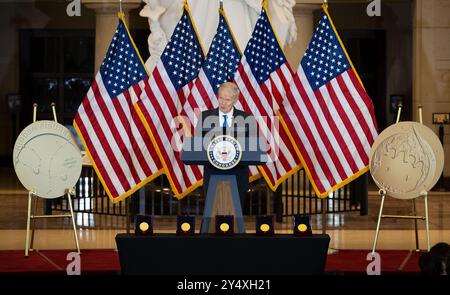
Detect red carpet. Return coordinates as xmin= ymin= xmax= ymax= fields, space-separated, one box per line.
xmin=325 ymin=249 xmax=422 ymax=274
xmin=0 ymin=249 xmax=420 ymax=274
xmin=0 ymin=249 xmax=120 ymax=274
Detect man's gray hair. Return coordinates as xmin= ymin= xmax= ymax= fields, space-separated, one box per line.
xmin=218 ymin=82 xmax=240 ymax=99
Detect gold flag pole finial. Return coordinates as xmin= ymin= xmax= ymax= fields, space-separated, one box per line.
xmin=323 ymin=0 xmax=328 ymax=9
xmin=118 ymin=0 xmax=124 ymax=18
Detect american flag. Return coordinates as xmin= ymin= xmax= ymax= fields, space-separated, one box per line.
xmin=73 ymin=15 xmax=163 ymax=203
xmin=183 ymin=9 xmax=260 ymax=181
xmin=234 ymin=6 xmax=302 ymax=190
xmin=278 ymin=7 xmax=378 ymax=197
xmin=135 ymin=4 xmax=204 ymax=199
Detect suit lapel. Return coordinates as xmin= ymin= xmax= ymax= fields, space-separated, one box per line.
xmin=213 ymin=108 xmax=220 ymax=128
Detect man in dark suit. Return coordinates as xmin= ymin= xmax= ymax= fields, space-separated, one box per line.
xmin=195 ymin=82 xmax=257 ymax=211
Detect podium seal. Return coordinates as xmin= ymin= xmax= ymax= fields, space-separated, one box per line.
xmin=207 ymin=135 xmax=242 ymax=170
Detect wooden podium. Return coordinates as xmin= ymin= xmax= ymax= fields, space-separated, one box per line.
xmin=182 ymin=136 xmax=266 ymax=233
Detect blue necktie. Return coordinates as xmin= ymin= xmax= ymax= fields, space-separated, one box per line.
xmin=223 ymin=115 xmax=228 ymax=128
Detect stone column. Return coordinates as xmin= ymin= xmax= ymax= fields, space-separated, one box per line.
xmin=82 ymin=0 xmax=141 ymax=72
xmin=413 ymin=0 xmax=450 ymax=176
xmin=284 ymin=3 xmax=321 ymax=70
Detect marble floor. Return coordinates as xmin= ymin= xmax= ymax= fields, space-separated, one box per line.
xmin=1 ymin=167 xmax=449 ymax=251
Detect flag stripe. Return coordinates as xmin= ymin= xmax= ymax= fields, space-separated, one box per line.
xmin=345 ymin=71 xmax=378 ymax=140
xmin=336 ymin=74 xmax=375 ymax=146
xmin=183 ymin=9 xmax=261 ymax=183
xmin=129 ymin=82 xmax=167 ymax=174
xmin=290 ymin=74 xmax=344 ymax=183
xmin=75 ymin=105 xmax=125 ymax=196
xmin=140 ymin=80 xmax=191 ymax=192
xmin=278 ymin=9 xmax=378 ymax=196
xmin=74 ymin=114 xmax=121 ymax=197
xmin=235 ymin=67 xmax=278 ymax=182
xmin=74 ymin=17 xmax=164 ymax=202
xmin=82 ymin=86 xmax=133 ymax=191
xmin=287 ymin=75 xmax=339 ymax=184
xmin=155 ymin=67 xmax=203 ymax=185
xmin=235 ymin=58 xmax=301 ymax=187
xmin=327 ymin=79 xmax=369 ymax=166
xmin=120 ymin=90 xmax=154 ymax=177
xmin=279 ymin=96 xmax=329 ymax=193
xmin=93 ymin=78 xmax=142 ymax=185
xmin=231 ymin=7 xmax=302 ymax=189
xmin=316 ymin=85 xmax=360 ymax=173
xmin=305 ymin=85 xmax=353 ymax=179
xmin=140 ymin=66 xmax=203 ymax=194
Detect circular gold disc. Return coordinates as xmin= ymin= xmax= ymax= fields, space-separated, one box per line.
xmin=139 ymin=222 xmax=149 ymax=232
xmin=181 ymin=222 xmax=191 ymax=232
xmin=260 ymin=223 xmax=270 ymax=232
xmin=369 ymin=121 xmax=444 ymax=199
xmin=297 ymin=223 xmax=307 ymax=232
xmin=219 ymin=223 xmax=230 ymax=232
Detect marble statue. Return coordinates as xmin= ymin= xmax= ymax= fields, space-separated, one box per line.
xmin=139 ymin=0 xmax=297 ymax=72
xmin=139 ymin=0 xmax=168 ymax=71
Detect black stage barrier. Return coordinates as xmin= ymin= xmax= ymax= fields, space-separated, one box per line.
xmin=116 ymin=234 xmax=330 ymax=275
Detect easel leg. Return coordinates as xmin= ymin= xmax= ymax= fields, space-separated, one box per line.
xmin=25 ymin=191 xmax=32 ymax=257
xmin=30 ymin=196 xmax=38 ymax=251
xmin=372 ymin=191 xmax=386 ymax=254
xmin=66 ymin=192 xmax=80 ymax=254
xmin=412 ymin=199 xmax=420 ymax=251
xmin=424 ymin=192 xmax=430 ymax=251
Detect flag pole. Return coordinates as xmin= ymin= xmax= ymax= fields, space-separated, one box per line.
xmin=119 ymin=0 xmax=123 ymax=14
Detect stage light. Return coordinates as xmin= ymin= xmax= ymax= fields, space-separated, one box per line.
xmin=293 ymin=214 xmax=312 ymax=236
xmin=215 ymin=215 xmax=234 ymax=235
xmin=256 ymin=215 xmax=274 ymax=236
xmin=177 ymin=215 xmax=195 ymax=236
xmin=135 ymin=215 xmax=153 ymax=236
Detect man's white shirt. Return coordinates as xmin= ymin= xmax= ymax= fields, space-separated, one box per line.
xmin=219 ymin=109 xmax=234 ymax=128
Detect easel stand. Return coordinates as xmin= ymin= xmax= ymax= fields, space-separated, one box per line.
xmin=371 ymin=104 xmax=431 ymax=253
xmin=25 ymin=102 xmax=80 ymax=257
xmin=371 ymin=189 xmax=430 ymax=253
xmin=25 ymin=189 xmax=81 ymax=256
